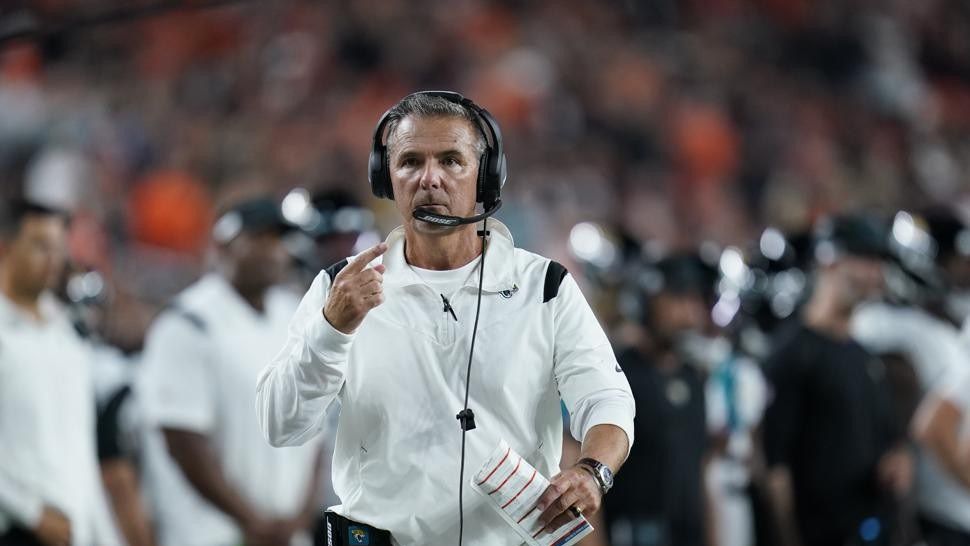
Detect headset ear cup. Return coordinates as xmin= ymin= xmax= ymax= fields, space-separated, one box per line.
xmin=476 ymin=151 xmax=489 ymax=204
xmin=368 ymin=144 xmax=393 ymax=200
xmin=479 ymin=148 xmax=504 ymax=208
xmin=368 ymin=148 xmax=384 ymax=199
xmin=492 ymin=150 xmax=506 ymax=193
xmin=381 ymin=149 xmax=393 ymax=199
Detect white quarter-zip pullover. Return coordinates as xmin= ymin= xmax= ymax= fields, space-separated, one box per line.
xmin=256 ymin=220 xmax=635 ymax=545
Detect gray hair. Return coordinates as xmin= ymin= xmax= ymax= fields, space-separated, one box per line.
xmin=383 ymin=93 xmax=487 ymax=156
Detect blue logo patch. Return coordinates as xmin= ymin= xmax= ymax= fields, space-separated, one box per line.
xmin=500 ymin=284 xmax=519 ymax=298
xmin=348 ymin=526 xmax=370 ymax=545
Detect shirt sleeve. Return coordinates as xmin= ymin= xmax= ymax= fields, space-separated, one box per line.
xmin=139 ymin=310 xmax=216 ymax=433
xmin=936 ymin=364 xmax=970 ymax=409
xmin=255 ymin=271 xmax=353 ymax=447
xmin=552 ymin=273 xmax=636 ymax=455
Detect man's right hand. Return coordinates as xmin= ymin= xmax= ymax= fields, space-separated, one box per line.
xmin=33 ymin=506 xmax=71 ymax=546
xmin=323 ymin=242 xmax=388 ymax=334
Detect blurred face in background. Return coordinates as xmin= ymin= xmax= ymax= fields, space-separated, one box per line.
xmin=387 ymin=115 xmax=481 ymax=235
xmin=315 ymin=232 xmax=360 ymax=270
xmin=942 ymin=254 xmax=970 ymax=290
xmin=1 ymin=214 xmax=69 ymax=301
xmin=224 ymin=229 xmax=289 ymax=296
xmin=647 ymin=291 xmax=709 ymax=352
xmin=941 ymin=255 xmax=970 ymax=321
xmin=829 ymin=254 xmax=885 ymax=309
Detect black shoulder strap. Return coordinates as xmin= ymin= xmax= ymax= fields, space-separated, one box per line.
xmin=543 ymin=260 xmax=568 ymax=303
xmin=97 ymin=385 xmax=132 ymax=461
xmin=166 ymin=304 xmax=208 ymax=333
xmin=325 ymin=258 xmax=350 ymax=283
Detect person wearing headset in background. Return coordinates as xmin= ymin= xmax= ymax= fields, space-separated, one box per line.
xmin=256 ymin=91 xmax=636 ymax=546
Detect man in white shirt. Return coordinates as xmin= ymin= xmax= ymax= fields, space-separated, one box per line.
xmin=0 ymin=199 xmax=123 ymax=546
xmin=851 ymin=207 xmax=970 ymax=544
xmin=256 ymin=91 xmax=636 ymax=545
xmin=139 ymin=197 xmax=323 ymax=546
xmin=912 ymin=346 xmax=970 ymax=544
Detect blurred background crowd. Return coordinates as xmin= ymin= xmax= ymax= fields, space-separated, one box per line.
xmin=2 ymin=0 xmax=970 ymax=545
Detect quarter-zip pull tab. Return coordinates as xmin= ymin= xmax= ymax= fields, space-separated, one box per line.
xmin=441 ymin=294 xmax=458 ymax=321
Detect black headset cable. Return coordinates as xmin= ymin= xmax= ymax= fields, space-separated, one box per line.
xmin=457 ymin=217 xmax=489 ymax=546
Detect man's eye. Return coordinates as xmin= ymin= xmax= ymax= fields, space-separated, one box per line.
xmin=444 ymin=157 xmax=460 ymax=166
xmin=401 ymin=157 xmax=419 ymax=167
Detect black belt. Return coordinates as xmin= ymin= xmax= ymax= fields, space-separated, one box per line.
xmin=324 ymin=511 xmax=393 ymax=546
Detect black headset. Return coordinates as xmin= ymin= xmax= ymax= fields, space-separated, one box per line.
xmin=368 ymin=91 xmax=507 ymax=212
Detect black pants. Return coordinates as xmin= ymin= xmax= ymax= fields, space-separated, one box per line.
xmin=0 ymin=527 xmax=43 ymax=546
xmin=919 ymin=516 xmax=970 ymax=546
xmin=319 ymin=512 xmax=392 ymax=546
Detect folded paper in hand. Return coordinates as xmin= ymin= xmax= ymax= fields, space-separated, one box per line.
xmin=471 ymin=439 xmax=593 ymax=546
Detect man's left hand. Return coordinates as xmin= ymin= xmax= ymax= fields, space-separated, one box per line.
xmin=536 ymin=465 xmax=602 ymax=533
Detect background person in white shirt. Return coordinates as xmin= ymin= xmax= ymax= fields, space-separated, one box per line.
xmin=912 ymin=361 xmax=970 ymax=544
xmin=0 ymin=199 xmax=123 ymax=546
xmin=139 ymin=197 xmax=324 ymax=546
xmin=256 ymin=91 xmax=636 ymax=545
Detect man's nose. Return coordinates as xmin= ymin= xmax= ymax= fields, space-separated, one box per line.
xmin=418 ymin=160 xmax=443 ymax=190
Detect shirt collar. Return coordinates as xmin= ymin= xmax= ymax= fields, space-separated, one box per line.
xmin=0 ymin=291 xmax=66 ymax=329
xmin=381 ymin=219 xmax=518 ymax=293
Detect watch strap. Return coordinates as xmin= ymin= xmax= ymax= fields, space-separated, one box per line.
xmin=576 ymin=457 xmax=611 ymax=494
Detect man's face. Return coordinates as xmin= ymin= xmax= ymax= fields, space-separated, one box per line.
xmin=227 ymin=229 xmax=289 ymax=293
xmin=831 ymin=255 xmax=885 ymax=307
xmin=648 ymin=291 xmax=708 ymax=348
xmin=3 ymin=214 xmax=68 ymax=299
xmin=387 ymin=115 xmax=481 ymax=235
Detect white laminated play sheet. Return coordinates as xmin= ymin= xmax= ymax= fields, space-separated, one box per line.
xmin=471 ymin=439 xmax=593 ymax=546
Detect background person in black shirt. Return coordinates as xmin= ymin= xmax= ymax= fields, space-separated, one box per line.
xmin=607 ymin=252 xmax=717 ymax=546
xmin=763 ymin=214 xmax=914 ymax=546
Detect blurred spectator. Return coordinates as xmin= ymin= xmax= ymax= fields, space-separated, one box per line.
xmin=137 ymin=196 xmax=323 ymax=546
xmin=918 ymin=207 xmax=970 ymax=327
xmin=0 ymin=199 xmax=123 ymax=546
xmin=61 ymin=266 xmax=158 ymax=546
xmin=851 ymin=208 xmax=970 ymax=546
xmin=605 ymin=253 xmax=717 ymax=546
xmin=763 ymin=213 xmax=913 ymax=546
xmin=696 ymin=334 xmax=769 ymax=546
xmin=280 ymin=187 xmax=378 ymax=287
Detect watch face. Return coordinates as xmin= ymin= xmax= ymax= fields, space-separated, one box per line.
xmin=599 ymin=466 xmax=614 ymax=489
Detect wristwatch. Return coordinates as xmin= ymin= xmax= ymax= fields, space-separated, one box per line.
xmin=576 ymin=457 xmax=614 ymax=495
